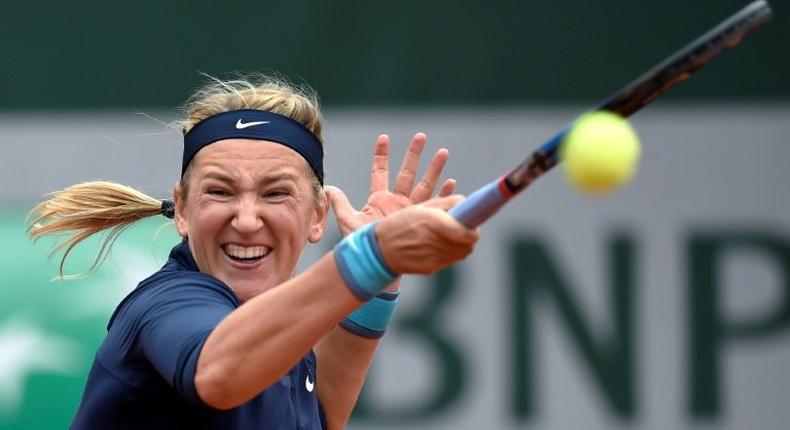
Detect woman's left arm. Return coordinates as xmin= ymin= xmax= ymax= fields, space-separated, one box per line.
xmin=314 ymin=133 xmax=454 ymax=429
xmin=312 ymin=319 xmax=382 ymax=429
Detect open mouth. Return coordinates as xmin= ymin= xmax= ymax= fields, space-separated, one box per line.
xmin=223 ymin=244 xmax=271 ymax=265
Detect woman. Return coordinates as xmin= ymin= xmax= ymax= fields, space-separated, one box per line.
xmin=28 ymin=75 xmax=478 ymax=429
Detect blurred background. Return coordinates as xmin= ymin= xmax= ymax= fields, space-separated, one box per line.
xmin=1 ymin=0 xmax=789 ymax=428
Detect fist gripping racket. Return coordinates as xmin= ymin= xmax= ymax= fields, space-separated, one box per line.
xmin=448 ymin=0 xmax=773 ymax=227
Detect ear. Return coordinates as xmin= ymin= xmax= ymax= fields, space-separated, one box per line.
xmin=307 ymin=191 xmax=329 ymax=244
xmin=173 ymin=182 xmax=189 ymax=239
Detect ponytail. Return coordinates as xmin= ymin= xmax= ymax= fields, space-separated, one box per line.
xmin=27 ymin=181 xmax=174 ymax=277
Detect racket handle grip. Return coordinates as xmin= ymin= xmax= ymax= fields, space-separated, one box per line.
xmin=449 ymin=180 xmax=511 ymax=228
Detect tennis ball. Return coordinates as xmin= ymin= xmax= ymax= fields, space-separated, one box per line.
xmin=561 ymin=111 xmax=641 ymax=194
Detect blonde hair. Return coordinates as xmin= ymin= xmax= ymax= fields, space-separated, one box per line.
xmin=28 ymin=74 xmax=325 ymax=276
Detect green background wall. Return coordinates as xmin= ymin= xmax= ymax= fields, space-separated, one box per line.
xmin=1 ymin=0 xmax=787 ymax=109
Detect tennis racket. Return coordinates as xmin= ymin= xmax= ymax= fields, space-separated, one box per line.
xmin=448 ymin=0 xmax=773 ymax=228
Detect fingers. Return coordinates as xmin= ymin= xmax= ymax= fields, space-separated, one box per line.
xmin=394 ymin=133 xmax=427 ymax=196
xmin=373 ymin=132 xmax=453 ymax=202
xmin=409 ymin=148 xmax=450 ymax=202
xmin=370 ymin=135 xmax=390 ymax=193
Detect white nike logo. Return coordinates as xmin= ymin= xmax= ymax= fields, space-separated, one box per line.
xmin=305 ymin=375 xmax=314 ymax=392
xmin=235 ymin=119 xmax=270 ymax=129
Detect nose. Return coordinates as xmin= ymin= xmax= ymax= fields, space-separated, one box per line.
xmin=231 ymin=196 xmax=264 ymax=234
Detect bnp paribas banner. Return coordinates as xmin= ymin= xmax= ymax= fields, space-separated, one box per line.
xmin=1 ymin=106 xmax=789 ymax=429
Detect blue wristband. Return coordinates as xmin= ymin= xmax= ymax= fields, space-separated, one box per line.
xmin=340 ymin=291 xmax=399 ymax=338
xmin=334 ymin=222 xmax=398 ymax=301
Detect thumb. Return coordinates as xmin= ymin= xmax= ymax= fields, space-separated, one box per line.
xmin=421 ymin=194 xmax=464 ymax=211
xmin=324 ymin=185 xmax=357 ymax=220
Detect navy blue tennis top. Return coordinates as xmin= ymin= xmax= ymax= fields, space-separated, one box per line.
xmin=70 ymin=242 xmax=325 ymax=429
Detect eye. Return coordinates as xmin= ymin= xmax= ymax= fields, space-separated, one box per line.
xmin=263 ymin=189 xmax=290 ymax=199
xmin=207 ymin=188 xmax=232 ymax=197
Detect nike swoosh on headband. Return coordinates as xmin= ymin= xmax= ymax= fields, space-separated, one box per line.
xmin=235 ymin=119 xmax=271 ymax=129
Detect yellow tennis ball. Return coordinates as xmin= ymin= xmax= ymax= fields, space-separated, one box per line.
xmin=561 ymin=111 xmax=641 ymax=194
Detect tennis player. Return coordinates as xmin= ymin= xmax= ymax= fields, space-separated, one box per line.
xmin=28 ymin=75 xmax=478 ymax=429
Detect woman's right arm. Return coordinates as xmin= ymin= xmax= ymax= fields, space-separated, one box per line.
xmin=193 ymin=200 xmax=478 ymax=410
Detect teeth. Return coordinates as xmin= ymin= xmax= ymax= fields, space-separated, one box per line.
xmin=225 ymin=244 xmax=268 ymax=259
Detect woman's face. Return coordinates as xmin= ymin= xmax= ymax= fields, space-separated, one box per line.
xmin=174 ymin=139 xmax=327 ymax=302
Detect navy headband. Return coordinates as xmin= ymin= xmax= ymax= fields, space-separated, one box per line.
xmin=182 ymin=109 xmax=324 ymax=183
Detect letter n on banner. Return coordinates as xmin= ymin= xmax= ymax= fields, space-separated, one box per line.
xmin=509 ymin=234 xmax=636 ymax=420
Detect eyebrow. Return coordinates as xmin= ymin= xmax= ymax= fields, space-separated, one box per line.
xmin=202 ymin=172 xmax=300 ymax=185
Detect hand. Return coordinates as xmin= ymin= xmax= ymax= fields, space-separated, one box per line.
xmin=326 ymin=133 xmax=455 ymax=237
xmin=375 ymin=196 xmax=480 ymax=275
